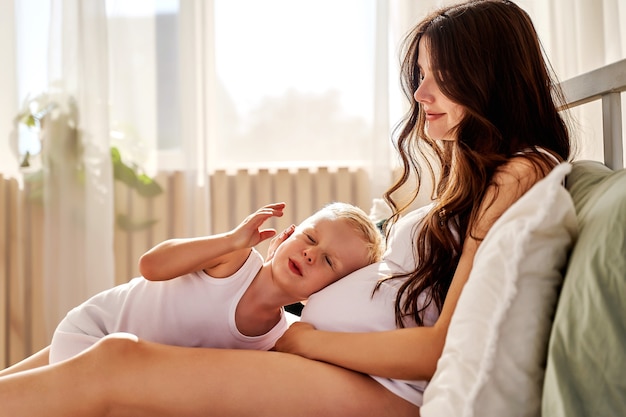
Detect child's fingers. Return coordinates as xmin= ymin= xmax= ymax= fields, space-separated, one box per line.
xmin=263 ymin=202 xmax=286 ymax=211
xmin=257 ymin=229 xmax=278 ymax=243
xmin=281 ymin=224 xmax=295 ymax=238
xmin=237 ymin=203 xmax=286 ymax=243
xmin=256 ymin=202 xmax=286 ymax=218
xmin=265 ymin=224 xmax=295 ymax=260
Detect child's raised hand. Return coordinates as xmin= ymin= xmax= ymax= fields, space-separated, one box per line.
xmin=231 ymin=203 xmax=286 ymax=249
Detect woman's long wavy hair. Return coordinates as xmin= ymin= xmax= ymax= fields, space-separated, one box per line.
xmin=382 ymin=0 xmax=572 ymax=327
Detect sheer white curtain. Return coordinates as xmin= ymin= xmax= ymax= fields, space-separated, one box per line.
xmin=521 ymin=0 xmax=626 ymax=162
xmin=0 ymin=1 xmax=18 ymax=174
xmin=42 ymin=0 xmax=114 ymax=337
xmin=177 ymin=0 xmax=214 ymax=236
xmin=105 ymin=0 xmax=211 ymax=236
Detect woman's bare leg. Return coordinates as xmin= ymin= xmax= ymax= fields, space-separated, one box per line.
xmin=0 ymin=353 xmax=108 ymax=417
xmin=0 ymin=334 xmax=419 ymax=417
xmin=0 ymin=346 xmax=50 ymax=377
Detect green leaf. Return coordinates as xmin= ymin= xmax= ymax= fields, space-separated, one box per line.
xmin=135 ymin=173 xmax=163 ymax=197
xmin=20 ymin=151 xmax=31 ymax=168
xmin=110 ymin=146 xmax=122 ymax=163
xmin=23 ymin=114 xmax=38 ymax=128
xmin=113 ymin=159 xmax=138 ymax=187
xmin=110 ymin=146 xmax=162 ymax=197
xmin=111 ymin=146 xmax=135 ymax=185
xmin=116 ymin=213 xmax=159 ymax=231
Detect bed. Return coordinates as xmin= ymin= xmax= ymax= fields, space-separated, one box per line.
xmin=419 ymin=58 xmax=626 ymax=416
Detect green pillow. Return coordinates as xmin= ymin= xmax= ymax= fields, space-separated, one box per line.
xmin=542 ymin=161 xmax=626 ymax=417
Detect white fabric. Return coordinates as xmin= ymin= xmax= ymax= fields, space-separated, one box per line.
xmin=420 ymin=163 xmax=578 ymax=417
xmin=302 ymin=204 xmax=440 ymax=407
xmin=39 ymin=0 xmax=115 ymax=339
xmin=49 ymin=249 xmax=288 ymax=363
xmin=0 ymin=0 xmax=18 ymax=176
xmin=382 ymin=202 xmax=434 ymax=273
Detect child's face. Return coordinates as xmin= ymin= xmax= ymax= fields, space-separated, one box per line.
xmin=270 ymin=214 xmax=371 ymax=301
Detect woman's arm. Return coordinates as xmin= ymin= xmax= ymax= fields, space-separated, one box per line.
xmin=139 ymin=202 xmax=285 ymax=280
xmin=275 ymin=159 xmax=544 ymax=381
xmin=274 ymin=238 xmax=477 ymax=381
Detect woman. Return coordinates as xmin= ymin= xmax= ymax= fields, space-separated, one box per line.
xmin=0 ymin=1 xmax=571 ymax=415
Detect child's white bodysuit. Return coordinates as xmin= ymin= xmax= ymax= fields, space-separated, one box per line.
xmin=50 ymin=248 xmax=288 ymax=363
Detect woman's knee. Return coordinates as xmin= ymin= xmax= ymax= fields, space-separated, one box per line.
xmin=95 ymin=332 xmax=140 ymax=355
xmin=79 ymin=333 xmax=142 ymax=372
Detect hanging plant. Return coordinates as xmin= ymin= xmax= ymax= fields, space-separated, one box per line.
xmin=13 ymin=92 xmax=163 ymax=231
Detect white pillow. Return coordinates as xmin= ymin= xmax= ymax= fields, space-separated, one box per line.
xmin=382 ymin=202 xmax=434 ymax=273
xmin=421 ymin=162 xmax=578 ymax=417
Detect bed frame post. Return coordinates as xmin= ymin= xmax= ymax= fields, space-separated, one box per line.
xmin=602 ymin=92 xmax=623 ymax=169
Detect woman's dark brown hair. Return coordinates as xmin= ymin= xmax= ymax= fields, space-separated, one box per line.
xmin=381 ymin=0 xmax=571 ymax=326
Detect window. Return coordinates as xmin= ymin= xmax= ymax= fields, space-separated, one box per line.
xmin=211 ymin=0 xmax=377 ymax=169
xmin=105 ymin=0 xmax=378 ymax=172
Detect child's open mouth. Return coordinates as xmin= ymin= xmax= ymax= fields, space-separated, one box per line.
xmin=288 ymin=259 xmax=302 ymax=276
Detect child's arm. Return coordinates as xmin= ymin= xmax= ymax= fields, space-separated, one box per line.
xmin=139 ymin=202 xmax=286 ymax=281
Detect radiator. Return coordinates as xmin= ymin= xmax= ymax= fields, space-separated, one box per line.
xmin=1 ymin=166 xmax=371 ymax=368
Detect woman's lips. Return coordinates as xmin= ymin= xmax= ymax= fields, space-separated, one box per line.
xmin=425 ymin=112 xmax=444 ymax=121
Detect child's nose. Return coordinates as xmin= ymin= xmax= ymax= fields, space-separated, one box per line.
xmin=303 ymin=249 xmax=314 ymax=264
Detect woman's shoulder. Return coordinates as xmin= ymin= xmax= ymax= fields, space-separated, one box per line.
xmin=504 ymin=147 xmax=561 ymax=182
xmin=496 ymin=149 xmax=559 ymax=191
xmin=474 ymin=153 xmax=559 ymax=239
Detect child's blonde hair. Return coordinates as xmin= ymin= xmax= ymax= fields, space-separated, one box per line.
xmin=312 ymin=202 xmax=384 ymax=265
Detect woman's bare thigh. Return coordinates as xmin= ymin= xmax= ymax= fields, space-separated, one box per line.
xmin=92 ymin=336 xmax=419 ymax=417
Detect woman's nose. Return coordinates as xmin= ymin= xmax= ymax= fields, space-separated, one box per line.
xmin=414 ymin=81 xmax=431 ymax=104
xmin=414 ymin=86 xmax=426 ymax=103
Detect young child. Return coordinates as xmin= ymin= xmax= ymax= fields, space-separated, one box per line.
xmin=49 ymin=201 xmax=383 ymax=363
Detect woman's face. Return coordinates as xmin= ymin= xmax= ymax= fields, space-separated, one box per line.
xmin=413 ymin=40 xmax=465 ymax=141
